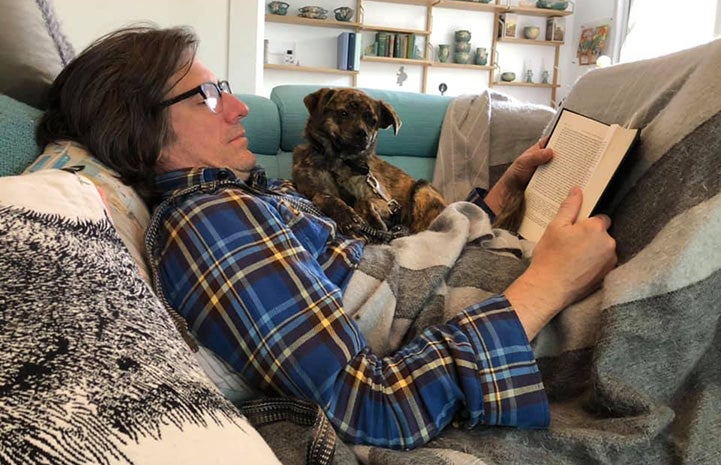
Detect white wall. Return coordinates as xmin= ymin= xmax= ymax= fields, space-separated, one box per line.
xmin=53 ymin=0 xmax=231 ymax=80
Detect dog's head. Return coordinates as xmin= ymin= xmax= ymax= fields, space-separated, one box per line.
xmin=303 ymin=88 xmax=401 ymax=159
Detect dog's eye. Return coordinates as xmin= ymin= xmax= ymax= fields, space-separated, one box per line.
xmin=338 ymin=110 xmax=350 ymax=119
xmin=364 ymin=112 xmax=377 ymax=126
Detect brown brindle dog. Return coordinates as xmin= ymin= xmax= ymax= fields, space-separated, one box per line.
xmin=292 ymin=87 xmax=447 ymax=241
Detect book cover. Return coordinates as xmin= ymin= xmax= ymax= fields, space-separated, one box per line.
xmin=337 ymin=32 xmax=351 ymax=70
xmin=376 ymin=32 xmax=389 ymax=57
xmin=346 ymin=32 xmax=357 ymax=70
xmin=406 ymin=33 xmax=416 ymax=59
xmin=518 ymin=109 xmax=640 ymax=242
xmin=352 ymin=33 xmax=362 ymax=69
xmin=393 ymin=33 xmax=401 ymax=58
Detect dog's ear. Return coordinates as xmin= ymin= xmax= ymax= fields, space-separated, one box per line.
xmin=304 ymin=88 xmax=337 ymax=116
xmin=377 ymin=100 xmax=402 ymax=135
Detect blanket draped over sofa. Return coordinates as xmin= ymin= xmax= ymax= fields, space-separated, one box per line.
xmin=343 ymin=39 xmax=721 ymax=465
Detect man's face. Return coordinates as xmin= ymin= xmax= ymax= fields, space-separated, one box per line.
xmin=157 ymin=59 xmax=256 ymax=177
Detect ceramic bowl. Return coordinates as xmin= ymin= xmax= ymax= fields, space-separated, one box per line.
xmin=536 ymin=0 xmax=568 ymax=10
xmin=454 ymin=30 xmax=471 ymax=43
xmin=268 ymin=1 xmax=289 ymax=15
xmin=500 ymin=71 xmax=516 ymax=82
xmin=298 ymin=5 xmax=328 ymax=14
xmin=334 ymin=6 xmax=354 ymax=21
xmin=523 ymin=26 xmax=540 ymax=39
xmin=454 ymin=51 xmax=470 ymax=64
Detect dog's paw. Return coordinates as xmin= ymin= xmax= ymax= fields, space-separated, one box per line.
xmin=329 ymin=202 xmax=365 ymax=235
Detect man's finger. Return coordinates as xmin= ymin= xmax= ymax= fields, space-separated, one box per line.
xmin=553 ymin=186 xmax=583 ymax=225
xmin=590 ymin=213 xmax=612 ymax=230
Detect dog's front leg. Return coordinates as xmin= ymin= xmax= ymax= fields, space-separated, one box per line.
xmin=311 ymin=193 xmax=365 ymax=235
xmin=355 ymin=199 xmax=388 ymax=232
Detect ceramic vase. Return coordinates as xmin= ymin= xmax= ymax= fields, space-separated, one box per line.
xmin=474 ymin=47 xmax=488 ymax=65
xmin=453 ymin=30 xmax=471 ymax=64
xmin=438 ymin=44 xmax=450 ymax=63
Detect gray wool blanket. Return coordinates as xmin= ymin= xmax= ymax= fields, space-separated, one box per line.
xmin=343 ymin=39 xmax=721 ymax=465
xmin=432 ymin=90 xmax=555 ymax=202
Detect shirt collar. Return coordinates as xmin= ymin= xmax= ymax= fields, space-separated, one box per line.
xmin=154 ymin=166 xmax=268 ymax=200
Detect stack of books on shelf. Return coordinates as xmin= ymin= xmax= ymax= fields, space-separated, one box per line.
xmin=373 ymin=32 xmax=418 ymax=59
xmin=337 ymin=32 xmax=362 ymax=71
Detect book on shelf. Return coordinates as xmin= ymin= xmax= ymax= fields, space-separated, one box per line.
xmin=346 ymin=32 xmax=355 ymax=70
xmin=518 ymin=108 xmax=640 ymax=242
xmin=376 ymin=32 xmax=390 ymax=57
xmin=348 ymin=32 xmax=361 ymax=70
xmin=406 ymin=33 xmax=416 ymax=59
xmin=337 ymin=32 xmax=351 ymax=70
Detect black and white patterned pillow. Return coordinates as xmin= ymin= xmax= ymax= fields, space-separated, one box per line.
xmin=0 ymin=170 xmax=281 ymax=464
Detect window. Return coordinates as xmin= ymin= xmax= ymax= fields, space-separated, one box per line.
xmin=618 ymin=0 xmax=719 ymax=63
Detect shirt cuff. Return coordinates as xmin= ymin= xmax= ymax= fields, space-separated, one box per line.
xmin=465 ymin=187 xmax=496 ymax=224
xmin=457 ymin=295 xmax=549 ymax=429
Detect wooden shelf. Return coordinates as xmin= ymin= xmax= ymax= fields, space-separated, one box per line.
xmin=263 ymin=0 xmax=572 ymax=105
xmin=497 ymin=37 xmax=564 ymax=47
xmin=265 ymin=14 xmax=361 ymax=29
xmin=433 ymin=0 xmax=504 ymax=13
xmin=504 ymin=6 xmax=573 ymax=17
xmin=264 ymin=63 xmax=359 ymax=75
xmin=362 ymin=56 xmax=431 ymax=65
xmin=363 ymin=0 xmax=432 ymax=5
xmin=360 ymin=24 xmax=430 ymax=36
xmin=493 ymin=81 xmax=560 ymax=88
xmin=431 ymin=62 xmax=494 ymax=71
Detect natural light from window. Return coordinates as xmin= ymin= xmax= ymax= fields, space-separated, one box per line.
xmin=619 ymin=0 xmax=719 ymax=63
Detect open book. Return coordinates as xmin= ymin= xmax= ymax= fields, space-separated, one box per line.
xmin=518 ymin=109 xmax=640 ymax=242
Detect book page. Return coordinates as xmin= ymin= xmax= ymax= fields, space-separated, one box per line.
xmin=518 ymin=110 xmax=614 ymax=242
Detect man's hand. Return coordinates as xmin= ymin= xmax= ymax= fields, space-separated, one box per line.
xmin=484 ymin=138 xmax=553 ymax=216
xmin=505 ymin=187 xmax=617 ymax=340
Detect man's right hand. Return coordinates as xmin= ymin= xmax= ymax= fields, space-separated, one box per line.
xmin=505 ymin=187 xmax=618 ymax=340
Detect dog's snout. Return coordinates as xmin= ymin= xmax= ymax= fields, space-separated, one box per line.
xmin=357 ymin=128 xmax=368 ymax=139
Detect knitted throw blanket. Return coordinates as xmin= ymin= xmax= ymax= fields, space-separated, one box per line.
xmin=348 ymin=39 xmax=721 ymax=464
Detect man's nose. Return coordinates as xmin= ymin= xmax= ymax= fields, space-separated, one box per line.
xmin=225 ymin=93 xmax=250 ymax=120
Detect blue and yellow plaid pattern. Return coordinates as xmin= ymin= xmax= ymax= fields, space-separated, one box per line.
xmin=149 ymin=167 xmax=549 ymax=449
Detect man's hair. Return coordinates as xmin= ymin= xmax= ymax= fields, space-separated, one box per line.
xmin=36 ymin=25 xmax=199 ymax=199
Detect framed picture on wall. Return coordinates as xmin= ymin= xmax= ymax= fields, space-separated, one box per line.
xmin=498 ymin=13 xmax=519 ymax=39
xmin=577 ymin=24 xmax=609 ymax=65
xmin=546 ymin=16 xmax=566 ymax=42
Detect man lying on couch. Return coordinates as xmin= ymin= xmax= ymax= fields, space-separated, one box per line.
xmin=36 ymin=25 xmax=616 ymax=449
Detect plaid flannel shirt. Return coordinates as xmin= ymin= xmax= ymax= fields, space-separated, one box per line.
xmin=149 ymin=167 xmax=549 ymax=449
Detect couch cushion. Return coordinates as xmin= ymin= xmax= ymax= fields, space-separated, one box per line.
xmin=237 ymin=93 xmax=281 ymax=156
xmin=0 ymin=169 xmax=281 ymax=465
xmin=0 ymin=0 xmax=74 ymax=109
xmin=0 ymin=95 xmax=43 ymax=176
xmin=270 ymin=85 xmax=451 ymax=158
xmin=24 ymin=142 xmax=152 ymax=283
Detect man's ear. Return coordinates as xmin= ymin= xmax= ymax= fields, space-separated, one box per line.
xmin=303 ymin=88 xmax=337 ymax=117
xmin=377 ymin=100 xmax=402 ymax=135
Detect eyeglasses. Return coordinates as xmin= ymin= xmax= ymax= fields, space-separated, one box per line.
xmin=159 ymin=80 xmax=232 ymax=114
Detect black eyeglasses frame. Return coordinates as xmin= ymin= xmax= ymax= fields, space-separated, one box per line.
xmin=158 ymin=80 xmax=232 ymax=113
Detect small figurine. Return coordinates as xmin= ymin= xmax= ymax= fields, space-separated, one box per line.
xmin=396 ymin=66 xmax=408 ymax=87
xmin=541 ymin=70 xmax=550 ymax=84
xmin=439 ymin=82 xmax=448 ymax=96
xmin=524 ymin=69 xmax=533 ymax=83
